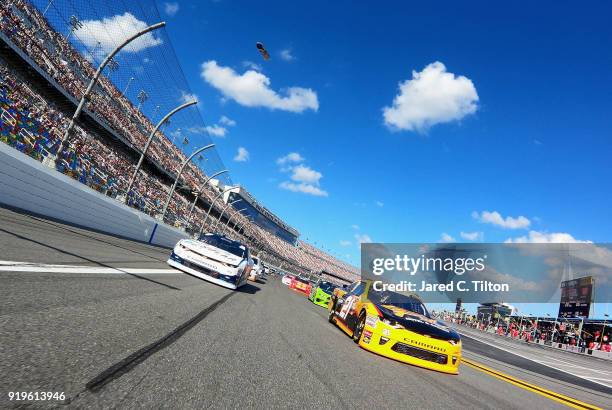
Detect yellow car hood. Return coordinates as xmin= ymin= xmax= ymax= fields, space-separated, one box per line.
xmin=376 ymin=304 xmax=460 ymax=343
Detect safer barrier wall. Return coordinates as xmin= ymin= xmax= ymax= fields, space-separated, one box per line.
xmin=0 ymin=143 xmax=188 ymax=248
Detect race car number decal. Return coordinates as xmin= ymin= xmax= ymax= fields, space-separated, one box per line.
xmin=338 ymin=295 xmax=357 ymax=320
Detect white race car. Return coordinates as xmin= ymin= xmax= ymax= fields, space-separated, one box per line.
xmin=248 ymin=256 xmax=262 ymax=282
xmin=168 ymin=233 xmax=253 ymax=290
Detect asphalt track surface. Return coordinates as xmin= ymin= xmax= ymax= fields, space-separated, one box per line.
xmin=1 ymin=206 xmax=611 ymax=409
xmin=455 ymin=325 xmax=612 ymax=390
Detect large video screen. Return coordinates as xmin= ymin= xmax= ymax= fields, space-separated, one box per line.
xmin=558 ymin=276 xmax=593 ymax=318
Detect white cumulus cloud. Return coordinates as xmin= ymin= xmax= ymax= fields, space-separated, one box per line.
xmin=279 ymin=182 xmax=328 ymax=197
xmin=234 ymin=147 xmax=249 ymax=162
xmin=354 ymin=233 xmax=372 ymax=245
xmin=277 ymin=153 xmax=327 ymax=196
xmin=472 ymin=210 xmax=531 ymax=229
xmin=205 ymin=125 xmax=227 ymax=137
xmin=242 ymin=60 xmax=263 ymax=72
xmin=179 ymin=90 xmax=198 ymax=105
xmin=163 ymin=2 xmax=179 ymax=16
xmin=276 ymin=152 xmax=304 ymax=165
xmin=383 ymin=61 xmax=478 ymax=132
xmin=505 ymin=231 xmax=592 ymax=243
xmin=219 ymin=115 xmax=236 ymax=126
xmin=339 ymin=240 xmax=351 ymax=247
xmin=460 ymin=231 xmax=483 ymax=241
xmin=201 ymin=60 xmax=318 ymax=113
xmin=290 ymin=164 xmax=322 ymax=184
xmin=75 ymin=13 xmax=163 ymax=55
xmin=279 ymin=48 xmax=295 ymax=61
xmin=439 ymin=233 xmax=456 ymax=243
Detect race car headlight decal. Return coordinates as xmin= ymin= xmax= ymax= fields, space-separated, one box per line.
xmin=379 ymin=336 xmax=390 ymax=345
xmin=452 ymin=356 xmax=458 ymax=365
xmin=382 ymin=318 xmax=404 ymax=329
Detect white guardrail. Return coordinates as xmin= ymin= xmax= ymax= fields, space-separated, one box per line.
xmin=0 ymin=142 xmax=188 ymax=248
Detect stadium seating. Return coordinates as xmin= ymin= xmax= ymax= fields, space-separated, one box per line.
xmin=0 ymin=0 xmax=359 ymax=282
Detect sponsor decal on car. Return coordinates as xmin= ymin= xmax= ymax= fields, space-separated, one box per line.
xmin=362 ymin=329 xmax=373 ymax=344
xmin=339 ymin=295 xmax=357 ymax=319
xmin=365 ymin=315 xmax=378 ymax=328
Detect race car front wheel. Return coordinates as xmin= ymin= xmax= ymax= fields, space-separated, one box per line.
xmin=328 ymin=303 xmax=336 ymax=323
xmin=353 ymin=313 xmax=365 ymax=343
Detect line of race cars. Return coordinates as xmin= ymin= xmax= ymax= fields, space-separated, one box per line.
xmin=168 ymin=233 xmax=462 ymax=374
xmin=280 ymin=272 xmax=462 ymax=374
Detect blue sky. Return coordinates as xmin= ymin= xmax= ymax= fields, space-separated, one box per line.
xmin=157 ymin=1 xmax=611 ymax=262
xmin=36 ymin=0 xmax=611 ymax=316
xmin=155 ymin=1 xmax=612 ymax=317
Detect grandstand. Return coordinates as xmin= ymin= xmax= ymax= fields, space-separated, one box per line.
xmin=0 ymin=0 xmax=360 ymax=282
xmin=225 ymin=185 xmax=299 ymax=246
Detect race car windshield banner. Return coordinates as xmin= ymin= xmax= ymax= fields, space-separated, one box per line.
xmin=360 ymin=243 xmax=612 ymax=304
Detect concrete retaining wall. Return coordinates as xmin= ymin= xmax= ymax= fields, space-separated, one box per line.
xmin=0 ymin=143 xmax=187 ymax=248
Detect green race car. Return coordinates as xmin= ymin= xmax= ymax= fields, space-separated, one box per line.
xmin=308 ymin=281 xmax=338 ymax=308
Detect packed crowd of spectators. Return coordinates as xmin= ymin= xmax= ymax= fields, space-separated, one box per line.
xmin=0 ymin=1 xmax=204 ymax=189
xmin=435 ymin=311 xmax=611 ymax=353
xmin=0 ymin=0 xmax=360 ymax=282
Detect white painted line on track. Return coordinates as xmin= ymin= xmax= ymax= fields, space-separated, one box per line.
xmin=585 ymin=377 xmax=612 ymax=382
xmin=541 ymin=357 xmax=612 ymax=374
xmin=0 ymin=260 xmax=178 ymax=275
xmin=459 ymin=331 xmax=612 ymax=390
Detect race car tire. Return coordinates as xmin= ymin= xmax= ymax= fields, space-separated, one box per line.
xmin=353 ymin=312 xmax=366 ymax=343
xmin=328 ymin=302 xmax=336 ymax=323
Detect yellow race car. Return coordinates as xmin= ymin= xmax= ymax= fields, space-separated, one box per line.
xmin=328 ymin=280 xmax=461 ymax=374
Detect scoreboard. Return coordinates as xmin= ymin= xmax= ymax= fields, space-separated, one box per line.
xmin=558 ymin=276 xmax=593 ymax=318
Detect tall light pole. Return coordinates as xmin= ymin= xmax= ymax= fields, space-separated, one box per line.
xmin=151 ymin=104 xmax=161 ymax=121
xmin=227 ymin=207 xmax=248 ymax=230
xmin=200 ymin=186 xmax=238 ymax=235
xmin=66 ymin=15 xmax=82 ymax=42
xmin=124 ymin=99 xmax=197 ymax=199
xmin=231 ymin=210 xmax=249 ymax=232
xmin=42 ymin=0 xmax=55 ymax=16
xmin=160 ymin=144 xmax=215 ymax=221
xmin=171 ymin=128 xmax=182 ymax=145
xmin=91 ymin=41 xmax=102 ymax=60
xmin=212 ymin=199 xmax=242 ymax=231
xmin=137 ymin=90 xmax=148 ymax=111
xmin=121 ymin=77 xmax=135 ymax=98
xmin=186 ymin=169 xmax=228 ymax=224
xmin=237 ymin=216 xmax=256 ymax=240
xmin=599 ymin=313 xmax=609 ymax=349
xmin=546 ymin=313 xmax=558 ymax=343
xmin=55 ymin=21 xmax=166 ymax=167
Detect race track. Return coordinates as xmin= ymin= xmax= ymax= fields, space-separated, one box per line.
xmin=1 ymin=206 xmax=610 ymax=409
